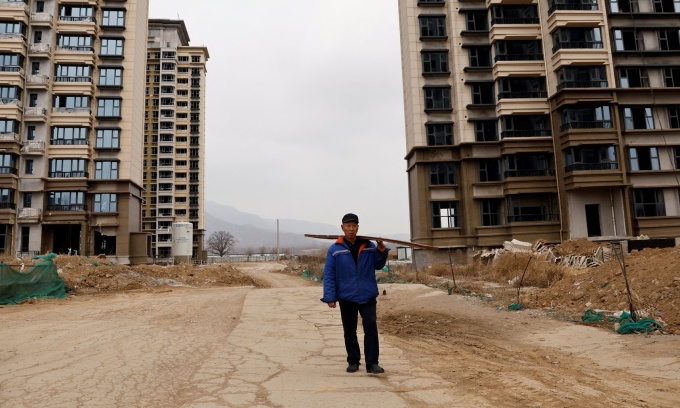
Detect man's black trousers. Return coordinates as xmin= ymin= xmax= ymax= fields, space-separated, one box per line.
xmin=338 ymin=298 xmax=379 ymax=366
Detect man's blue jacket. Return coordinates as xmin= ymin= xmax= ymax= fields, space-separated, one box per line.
xmin=320 ymin=237 xmax=390 ymax=304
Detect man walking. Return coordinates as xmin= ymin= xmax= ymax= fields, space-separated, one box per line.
xmin=321 ymin=213 xmax=389 ymax=374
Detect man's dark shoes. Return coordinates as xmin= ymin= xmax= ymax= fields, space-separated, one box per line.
xmin=346 ymin=363 xmax=359 ymax=373
xmin=366 ymin=364 xmax=385 ymax=374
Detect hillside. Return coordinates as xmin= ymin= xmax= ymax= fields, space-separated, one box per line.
xmin=204 ymin=201 xmax=409 ymax=251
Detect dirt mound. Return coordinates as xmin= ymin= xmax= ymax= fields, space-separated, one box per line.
xmin=38 ymin=256 xmax=259 ymax=294
xmin=552 ymin=238 xmax=602 ymax=256
xmin=526 ymin=247 xmax=680 ymax=333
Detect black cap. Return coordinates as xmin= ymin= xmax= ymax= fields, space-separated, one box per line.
xmin=342 ymin=213 xmax=359 ymax=224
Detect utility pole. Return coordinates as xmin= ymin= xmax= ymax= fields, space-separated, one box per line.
xmin=276 ymin=219 xmax=280 ymax=261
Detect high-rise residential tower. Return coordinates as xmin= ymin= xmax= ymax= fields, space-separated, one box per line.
xmin=1 ymin=0 xmax=150 ymax=263
xmin=398 ymin=0 xmax=680 ymax=253
xmin=143 ymin=19 xmax=208 ymax=261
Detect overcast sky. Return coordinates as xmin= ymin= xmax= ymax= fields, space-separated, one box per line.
xmin=149 ymin=0 xmax=410 ymax=235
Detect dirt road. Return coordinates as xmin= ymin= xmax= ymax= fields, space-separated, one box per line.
xmin=1 ymin=262 xmax=679 ymax=407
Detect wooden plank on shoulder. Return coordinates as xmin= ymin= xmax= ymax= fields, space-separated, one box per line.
xmin=304 ymin=234 xmax=439 ymax=250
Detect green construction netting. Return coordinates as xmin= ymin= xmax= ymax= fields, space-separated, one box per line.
xmin=580 ymin=309 xmax=662 ymax=334
xmin=0 ymin=253 xmax=67 ymax=305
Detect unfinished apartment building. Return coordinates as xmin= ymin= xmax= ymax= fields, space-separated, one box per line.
xmin=143 ymin=19 xmax=208 ymax=260
xmin=0 ymin=0 xmax=149 ymax=263
xmin=398 ymin=0 xmax=680 ymax=251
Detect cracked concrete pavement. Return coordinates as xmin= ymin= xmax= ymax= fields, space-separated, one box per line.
xmin=194 ymin=285 xmax=460 ymax=407
xmin=1 ymin=277 xmax=461 ymax=407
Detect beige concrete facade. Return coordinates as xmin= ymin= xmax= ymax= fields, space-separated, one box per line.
xmin=142 ymin=19 xmax=208 ymax=262
xmin=398 ymin=0 xmax=680 ymax=253
xmin=1 ymin=0 xmax=150 ymax=263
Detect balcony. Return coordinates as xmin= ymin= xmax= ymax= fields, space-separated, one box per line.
xmin=49 ymin=171 xmax=88 ymax=178
xmin=560 ymin=120 xmax=613 ymax=131
xmin=0 ymin=33 xmax=25 ymax=53
xmin=0 ymin=97 xmax=20 ymax=106
xmin=21 ymin=140 xmax=45 ymax=154
xmin=30 ymin=12 xmax=53 ymax=27
xmin=553 ymin=41 xmax=603 ymax=53
xmin=498 ymin=91 xmax=547 ymax=99
xmin=501 ymin=129 xmax=551 ymax=138
xmin=565 ymin=162 xmax=617 ymax=172
xmin=0 ymin=65 xmax=24 ymax=85
xmin=546 ymin=9 xmax=601 ymax=34
xmin=0 ymin=0 xmax=29 ymax=19
xmin=491 ymin=17 xmax=539 ymax=25
xmin=505 ymin=169 xmax=555 ymax=177
xmin=53 ymin=78 xmax=94 ymax=96
xmin=25 ymin=74 xmax=50 ymax=89
xmin=0 ymin=131 xmax=19 ymax=142
xmin=46 ymin=204 xmax=86 ymax=211
xmin=495 ymin=54 xmax=543 ymax=62
xmin=28 ymin=43 xmax=51 ymax=58
xmin=51 ymin=107 xmax=92 ymax=127
xmin=23 ymin=107 xmax=48 ymax=121
xmin=0 ymin=99 xmax=21 ymax=120
xmin=59 ymin=0 xmax=98 ymax=4
xmin=57 ymin=16 xmax=97 ymax=36
xmin=508 ymin=213 xmax=559 ymax=222
xmin=17 ymin=207 xmax=41 ymax=223
xmin=557 ymin=80 xmax=608 ymax=90
xmin=55 ymin=45 xmax=96 ymax=65
xmin=548 ymin=3 xmax=598 ymax=15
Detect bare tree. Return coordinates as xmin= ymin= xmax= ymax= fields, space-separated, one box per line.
xmin=259 ymin=245 xmax=267 ymax=256
xmin=206 ymin=231 xmax=237 ymax=257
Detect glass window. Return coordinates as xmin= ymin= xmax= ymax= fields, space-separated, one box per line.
xmin=419 ymin=15 xmax=447 ymax=38
xmin=51 ymin=127 xmax=88 ymax=145
xmin=633 ymin=189 xmax=665 ymax=217
xmin=48 ymin=192 xmax=85 ymax=209
xmin=0 ymin=154 xmax=16 ymax=174
xmin=99 ymin=67 xmax=122 ymax=86
xmin=422 ymin=50 xmax=449 ymax=74
xmin=481 ymin=199 xmax=503 ymax=226
xmin=100 ymin=38 xmax=124 ymax=56
xmin=49 ymin=159 xmax=86 ymax=177
xmin=95 ymin=161 xmax=118 ymax=179
xmin=424 ymin=86 xmax=452 ymax=110
xmin=431 ymin=201 xmax=459 ymax=228
xmin=57 ymin=35 xmax=93 ymax=51
xmin=426 ymin=122 xmax=454 ymax=145
xmin=629 ymin=147 xmax=660 ymax=171
xmin=0 ymin=22 xmax=24 ymax=35
xmin=466 ymin=11 xmax=488 ymax=31
xmin=53 ymin=95 xmax=89 ymax=108
xmin=96 ymin=129 xmax=120 ymax=148
xmin=102 ymin=9 xmax=125 ymax=27
xmin=0 ymin=119 xmax=19 ymax=133
xmin=97 ymin=99 xmax=121 ymax=117
xmin=430 ymin=163 xmax=456 ymax=185
xmin=94 ymin=194 xmax=118 ymax=212
xmin=59 ymin=6 xmax=94 ymax=21
xmin=55 ymin=65 xmax=91 ymax=82
xmin=479 ymin=159 xmax=502 ymax=181
xmin=474 ymin=120 xmax=499 ymax=141
xmin=623 ymin=107 xmax=654 ymax=130
xmin=471 ymin=83 xmax=495 ymax=104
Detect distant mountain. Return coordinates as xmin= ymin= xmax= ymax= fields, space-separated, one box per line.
xmin=204 ymin=201 xmax=409 ymax=251
xmin=203 ymin=212 xmax=329 ymax=251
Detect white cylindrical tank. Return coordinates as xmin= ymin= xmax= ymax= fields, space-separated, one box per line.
xmin=172 ymin=222 xmax=193 ymax=263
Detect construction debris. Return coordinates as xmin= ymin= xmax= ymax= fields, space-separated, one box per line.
xmin=482 ymin=239 xmax=611 ymax=269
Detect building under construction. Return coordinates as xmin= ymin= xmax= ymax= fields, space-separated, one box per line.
xmin=398 ymin=0 xmax=680 ymax=252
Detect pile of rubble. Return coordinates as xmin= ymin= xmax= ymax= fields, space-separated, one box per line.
xmin=479 ymin=238 xmax=612 ymax=268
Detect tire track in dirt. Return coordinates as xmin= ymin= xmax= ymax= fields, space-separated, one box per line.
xmin=379 ymin=285 xmax=680 ymax=408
